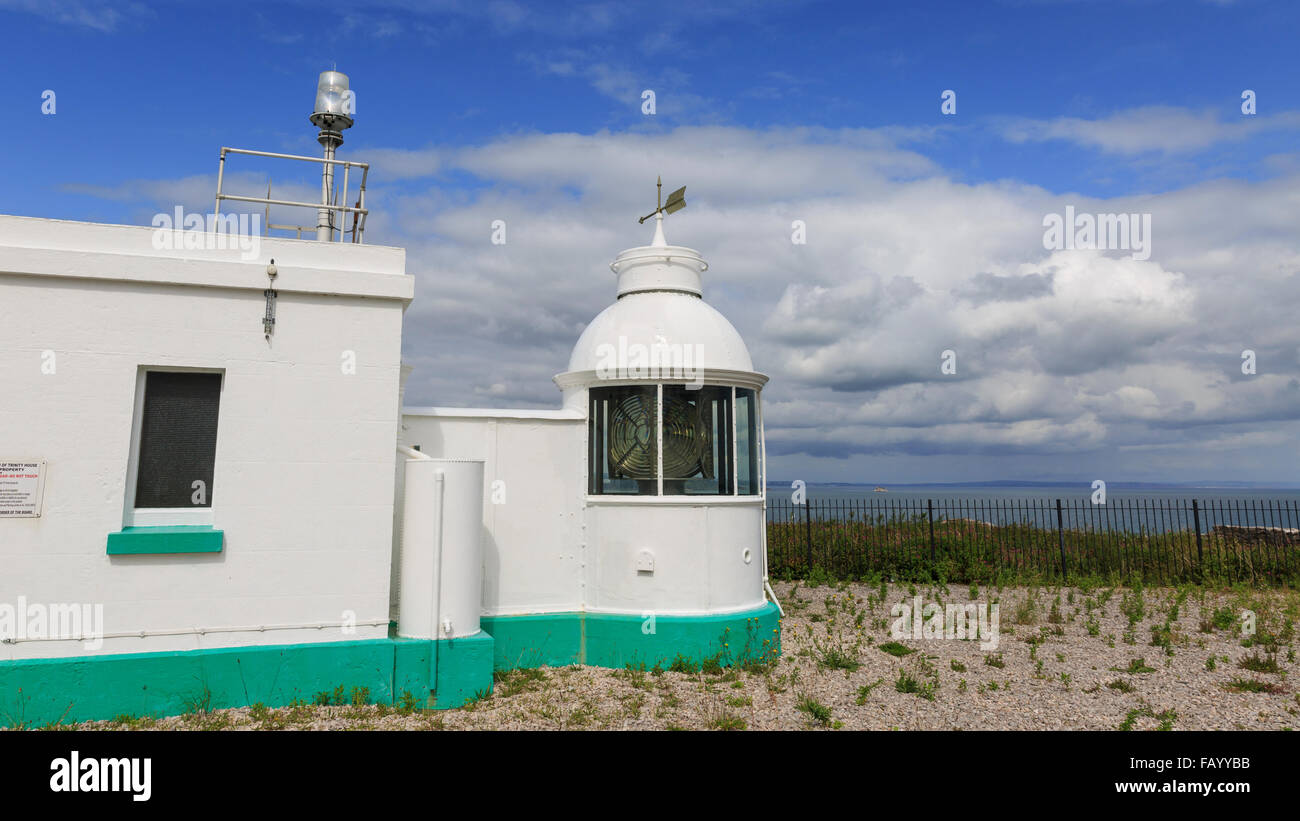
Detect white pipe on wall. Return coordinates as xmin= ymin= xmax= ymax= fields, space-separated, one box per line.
xmin=432 ymin=469 xmax=445 ymax=639
xmin=397 ymin=456 xmax=485 ymax=641
xmin=398 ymin=457 xmax=439 ymax=640
xmin=757 ymin=391 xmax=781 ymax=616
xmin=2 ymin=619 xmax=390 ymax=645
xmin=434 ymin=459 xmax=485 ymax=638
xmin=764 ymin=579 xmax=784 ymax=617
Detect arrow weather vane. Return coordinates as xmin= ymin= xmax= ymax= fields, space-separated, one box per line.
xmin=639 ymin=175 xmax=687 ymax=224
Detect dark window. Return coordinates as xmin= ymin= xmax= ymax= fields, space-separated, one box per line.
xmin=736 ymin=388 xmax=759 ymax=495
xmin=662 ymin=385 xmax=732 ymax=495
xmin=134 ymin=371 xmax=222 ymax=508
xmin=589 ymin=384 xmax=747 ymax=497
xmin=590 ymin=385 xmax=658 ymax=495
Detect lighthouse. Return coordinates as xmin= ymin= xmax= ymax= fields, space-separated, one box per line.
xmin=402 ymin=180 xmax=781 ymax=672
xmin=556 ymin=184 xmax=771 ymax=618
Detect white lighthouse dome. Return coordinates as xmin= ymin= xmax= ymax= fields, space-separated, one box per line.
xmin=567 ymin=293 xmax=754 ymax=374
xmin=562 ymin=221 xmax=758 ymax=379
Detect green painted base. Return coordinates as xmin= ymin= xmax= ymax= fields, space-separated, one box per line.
xmin=0 ymin=603 xmax=782 ymax=725
xmin=393 ymin=631 xmax=495 ymax=710
xmin=480 ymin=602 xmax=782 ymax=672
xmin=0 ymin=631 xmax=494 ymax=726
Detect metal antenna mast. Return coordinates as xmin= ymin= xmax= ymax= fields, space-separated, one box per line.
xmin=309 ymin=71 xmax=355 ymax=241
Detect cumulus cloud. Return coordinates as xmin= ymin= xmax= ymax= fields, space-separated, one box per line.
xmin=395 ymin=126 xmax=1295 ymax=482
xmin=1000 ymin=105 xmax=1300 ymax=155
xmin=0 ymin=0 xmax=136 ymax=32
xmin=61 ymin=173 xmax=321 ymax=231
xmin=72 ymin=122 xmax=1300 ymax=482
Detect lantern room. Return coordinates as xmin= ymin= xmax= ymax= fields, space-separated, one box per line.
xmin=554 ymin=207 xmax=771 ymax=617
xmin=399 ymin=183 xmax=782 ymax=673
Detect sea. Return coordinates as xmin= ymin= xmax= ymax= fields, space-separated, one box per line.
xmin=764 ymin=482 xmax=1300 ymax=533
xmin=772 ymin=482 xmax=1300 ymax=505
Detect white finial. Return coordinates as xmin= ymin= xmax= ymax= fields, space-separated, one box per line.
xmin=651 ymin=211 xmax=667 ymax=247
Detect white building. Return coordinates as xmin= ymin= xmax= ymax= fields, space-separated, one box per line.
xmin=0 ymin=79 xmax=780 ymax=724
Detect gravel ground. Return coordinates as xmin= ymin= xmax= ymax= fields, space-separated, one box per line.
xmin=71 ymin=580 xmax=1299 ymax=731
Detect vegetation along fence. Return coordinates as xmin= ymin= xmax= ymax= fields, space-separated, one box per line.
xmin=766 ymin=498 xmax=1300 ymax=585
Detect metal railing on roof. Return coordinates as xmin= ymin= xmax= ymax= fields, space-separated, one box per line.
xmin=214 ymin=146 xmax=370 ymax=243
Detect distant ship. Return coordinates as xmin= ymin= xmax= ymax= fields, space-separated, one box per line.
xmin=873 ymin=486 xmax=888 ymax=492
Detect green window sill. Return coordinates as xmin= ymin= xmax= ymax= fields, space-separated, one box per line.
xmin=107 ymin=526 xmax=224 ymax=555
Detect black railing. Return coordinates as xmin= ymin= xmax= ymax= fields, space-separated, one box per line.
xmin=766 ymin=497 xmax=1300 ymax=585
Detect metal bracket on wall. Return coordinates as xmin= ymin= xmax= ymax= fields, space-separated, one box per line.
xmin=263 ymin=288 xmax=278 ymax=338
xmin=263 ymin=258 xmax=279 ymax=339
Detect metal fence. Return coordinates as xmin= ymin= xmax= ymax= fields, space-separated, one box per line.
xmin=766 ymin=497 xmax=1300 ymax=584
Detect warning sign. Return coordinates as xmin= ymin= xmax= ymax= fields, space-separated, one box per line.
xmin=0 ymin=461 xmax=45 ymax=518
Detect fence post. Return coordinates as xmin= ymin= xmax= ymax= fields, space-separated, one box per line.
xmin=803 ymin=497 xmax=813 ymax=574
xmin=928 ymin=499 xmax=935 ymax=563
xmin=1192 ymin=499 xmax=1203 ymax=576
xmin=1056 ymin=498 xmax=1067 ymax=579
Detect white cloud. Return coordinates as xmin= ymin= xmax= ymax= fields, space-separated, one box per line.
xmin=0 ymin=0 xmax=144 ymax=32
xmin=1000 ymin=106 xmax=1300 ymax=155
xmin=76 ymin=123 xmax=1300 ymax=482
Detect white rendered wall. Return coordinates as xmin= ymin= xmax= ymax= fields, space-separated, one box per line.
xmin=586 ymin=501 xmax=766 ymax=615
xmin=0 ymin=216 xmax=411 ymax=659
xmin=401 ymin=405 xmax=768 ymax=619
xmin=400 ymin=411 xmax=586 ymax=616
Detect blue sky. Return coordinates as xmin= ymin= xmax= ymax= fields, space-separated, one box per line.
xmin=7 ymin=0 xmax=1298 ymax=210
xmin=4 ymin=0 xmax=1300 ymax=485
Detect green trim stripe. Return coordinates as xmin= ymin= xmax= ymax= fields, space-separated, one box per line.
xmin=480 ymin=602 xmax=782 ymax=671
xmin=0 ymin=603 xmax=780 ymax=725
xmin=0 ymin=632 xmax=494 ymax=726
xmin=107 ymin=526 xmax=224 ymax=555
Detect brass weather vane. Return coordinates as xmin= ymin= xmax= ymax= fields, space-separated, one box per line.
xmin=639 ymin=176 xmax=687 ymax=224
